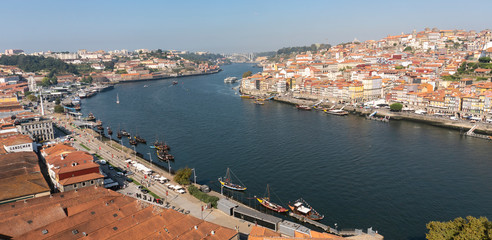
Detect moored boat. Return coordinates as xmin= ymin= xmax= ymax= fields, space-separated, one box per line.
xmin=117 ymin=131 xmax=122 ymax=139
xmin=296 ymin=105 xmax=312 ymax=110
xmin=172 ymin=81 xmax=178 ymax=85
xmin=135 ymin=135 xmax=147 ymax=144
xmin=129 ymin=138 xmax=137 ymax=145
xmin=325 ymin=109 xmax=349 ymax=116
xmin=288 ymin=198 xmax=324 ymax=221
xmin=121 ymin=130 xmax=130 ymax=137
xmin=218 ymin=168 xmax=247 ymax=191
xmin=154 ymin=141 xmax=170 ymax=151
xmin=256 ymin=184 xmax=288 ymax=213
xmin=85 ymin=113 xmax=96 ymax=121
xmin=107 ymin=127 xmax=113 ymax=135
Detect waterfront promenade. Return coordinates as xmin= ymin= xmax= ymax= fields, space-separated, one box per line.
xmin=51 ymin=114 xmax=253 ymax=235
xmin=268 ymin=95 xmax=492 ymax=136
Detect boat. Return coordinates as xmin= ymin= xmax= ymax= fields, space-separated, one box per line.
xmin=154 ymin=140 xmax=170 ymax=151
xmin=93 ymin=84 xmax=115 ymax=92
xmin=85 ymin=113 xmax=96 ymax=121
xmin=78 ymin=91 xmax=87 ymax=98
xmin=97 ymin=125 xmax=104 ymax=131
xmin=296 ymin=105 xmax=312 ymax=110
xmin=224 ymin=76 xmax=238 ymax=83
xmin=74 ymin=104 xmax=81 ymax=111
xmin=288 ymin=198 xmax=324 ymax=221
xmin=107 ymin=127 xmax=113 ymax=135
xmin=95 ymin=120 xmax=102 ymax=126
xmin=218 ymin=168 xmax=247 ymax=191
xmin=71 ymin=97 xmax=81 ymax=105
xmin=325 ymin=106 xmax=348 ymax=116
xmin=129 ymin=138 xmax=137 ymax=145
xmin=325 ymin=109 xmax=349 ymax=116
xmin=157 ymin=150 xmax=174 ymax=161
xmin=144 ymin=85 xmax=149 ymax=88
xmin=121 ymin=130 xmax=130 ymax=137
xmin=135 ymin=135 xmax=147 ymax=144
xmin=172 ymin=81 xmax=178 ymax=85
xmin=116 ymin=93 xmax=120 ymax=104
xmin=256 ymin=184 xmax=288 ymax=213
xmin=157 ymin=150 xmax=167 ymax=161
xmin=254 ymin=100 xmax=265 ymax=105
xmin=117 ymin=131 xmax=122 ymax=139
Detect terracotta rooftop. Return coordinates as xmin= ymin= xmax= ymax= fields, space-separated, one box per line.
xmin=0 ymin=187 xmax=238 ymax=240
xmin=0 ymin=152 xmax=50 ymax=203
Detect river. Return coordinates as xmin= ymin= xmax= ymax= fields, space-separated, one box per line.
xmin=81 ymin=63 xmax=492 ymax=240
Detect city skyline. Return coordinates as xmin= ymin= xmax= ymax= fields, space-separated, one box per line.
xmin=2 ymin=0 xmax=492 ymax=53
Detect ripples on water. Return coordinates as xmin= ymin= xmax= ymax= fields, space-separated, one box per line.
xmin=81 ymin=64 xmax=492 ymax=240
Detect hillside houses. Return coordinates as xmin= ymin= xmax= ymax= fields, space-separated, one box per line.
xmin=242 ymin=28 xmax=492 ymax=119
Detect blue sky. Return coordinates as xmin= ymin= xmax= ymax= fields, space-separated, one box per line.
xmin=2 ymin=0 xmax=491 ymax=53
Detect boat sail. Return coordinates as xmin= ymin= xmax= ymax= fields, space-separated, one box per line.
xmin=116 ymin=93 xmax=120 ymax=104
xmin=288 ymin=198 xmax=324 ymax=221
xmin=256 ymin=184 xmax=288 ymax=213
xmin=218 ymin=168 xmax=247 ymax=191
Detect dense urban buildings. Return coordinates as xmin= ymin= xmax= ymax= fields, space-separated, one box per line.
xmin=242 ymin=28 xmax=492 ymax=121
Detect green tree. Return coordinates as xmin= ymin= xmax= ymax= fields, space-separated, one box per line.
xmin=41 ymin=77 xmax=51 ymax=87
xmin=403 ymin=46 xmax=412 ymax=52
xmin=426 ymin=216 xmax=492 ymax=240
xmin=55 ymin=98 xmax=61 ymax=105
xmin=390 ymin=103 xmax=403 ymax=111
xmin=54 ymin=104 xmax=65 ymax=113
xmin=242 ymin=71 xmax=252 ymax=78
xmin=395 ymin=65 xmax=405 ymax=70
xmin=51 ymin=76 xmax=58 ymax=85
xmin=479 ymin=57 xmax=491 ymax=63
xmin=27 ymin=94 xmax=37 ymax=102
xmin=174 ymin=167 xmax=192 ymax=185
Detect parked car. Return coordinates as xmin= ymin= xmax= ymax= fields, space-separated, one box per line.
xmin=140 ymin=189 xmax=149 ymax=194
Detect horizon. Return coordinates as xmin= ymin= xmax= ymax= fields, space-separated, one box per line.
xmin=2 ymin=0 xmax=492 ymax=54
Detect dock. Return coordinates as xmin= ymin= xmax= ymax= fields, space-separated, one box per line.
xmin=288 ymin=212 xmax=336 ymax=234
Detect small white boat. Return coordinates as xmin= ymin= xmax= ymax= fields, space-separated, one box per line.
xmin=116 ymin=93 xmax=120 ymax=104
xmin=224 ymin=77 xmax=238 ymax=83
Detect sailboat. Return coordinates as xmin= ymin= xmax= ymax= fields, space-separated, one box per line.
xmin=116 ymin=93 xmax=120 ymax=104
xmin=218 ymin=168 xmax=247 ymax=191
xmin=256 ymin=184 xmax=288 ymax=213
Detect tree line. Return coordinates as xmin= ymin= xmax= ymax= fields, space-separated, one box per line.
xmin=0 ymin=55 xmax=78 ymax=74
xmin=276 ymin=43 xmax=332 ymax=55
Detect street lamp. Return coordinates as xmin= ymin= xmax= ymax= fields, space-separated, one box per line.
xmin=191 ymin=168 xmax=197 ymax=184
xmin=147 ymin=152 xmax=152 ymax=168
xmin=167 ymin=160 xmax=171 ymax=174
xmin=119 ymin=139 xmax=123 ymax=157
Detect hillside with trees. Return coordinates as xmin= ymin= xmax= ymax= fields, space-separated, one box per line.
xmin=0 ymin=55 xmax=78 ymax=74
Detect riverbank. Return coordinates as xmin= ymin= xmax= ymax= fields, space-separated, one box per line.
xmin=243 ymin=92 xmax=492 ymax=137
xmin=113 ymin=69 xmax=222 ymax=84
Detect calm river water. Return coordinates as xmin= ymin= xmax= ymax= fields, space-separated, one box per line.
xmin=81 ymin=63 xmax=492 ymax=240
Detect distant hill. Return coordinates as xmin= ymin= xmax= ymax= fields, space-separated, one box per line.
xmin=0 ymin=55 xmax=78 ymax=74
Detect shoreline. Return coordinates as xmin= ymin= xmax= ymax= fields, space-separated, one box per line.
xmin=241 ymin=90 xmax=492 ymax=137
xmin=112 ymin=69 xmax=222 ymax=84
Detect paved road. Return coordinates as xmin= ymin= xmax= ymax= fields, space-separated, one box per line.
xmin=52 ymin=114 xmax=253 ymax=234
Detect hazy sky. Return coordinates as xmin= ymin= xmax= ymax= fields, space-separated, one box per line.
xmin=2 ymin=0 xmax=491 ymax=54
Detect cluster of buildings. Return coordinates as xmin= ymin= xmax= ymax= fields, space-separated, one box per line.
xmin=1 ymin=48 xmax=223 ymax=84
xmin=241 ymin=28 xmax=492 ymax=120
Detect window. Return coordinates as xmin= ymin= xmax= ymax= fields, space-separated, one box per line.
xmin=90 ymin=180 xmax=94 ymax=185
xmin=73 ymin=184 xmax=77 ymax=188
xmin=82 ymin=182 xmax=86 ymax=187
